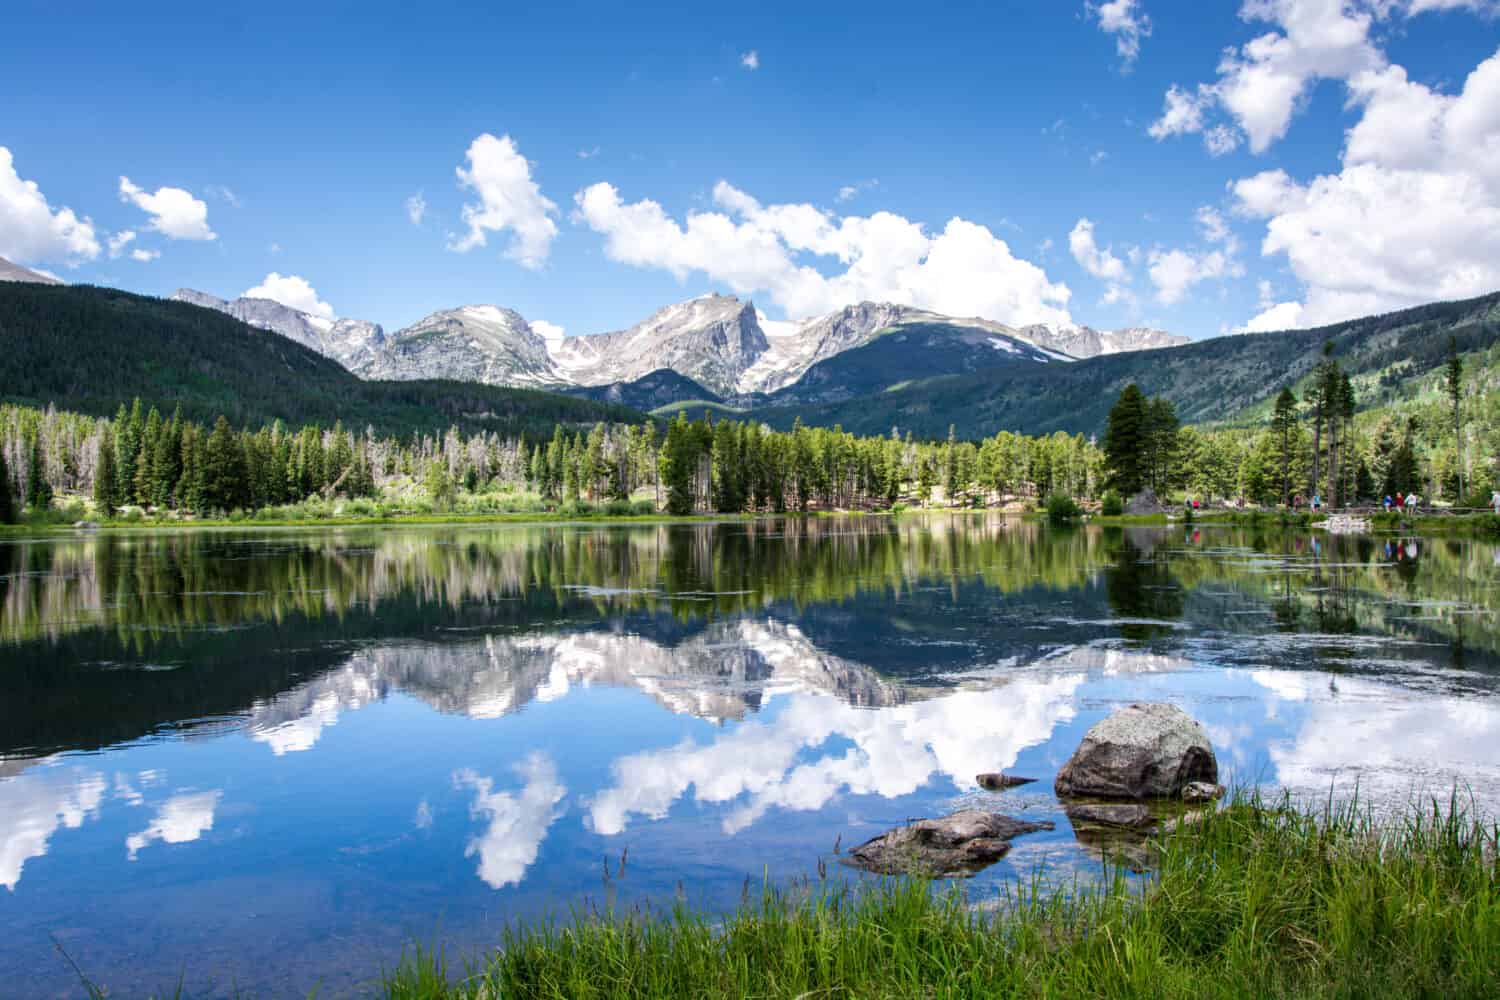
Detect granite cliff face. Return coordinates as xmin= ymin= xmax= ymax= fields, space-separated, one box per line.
xmin=355 ymin=305 xmax=563 ymax=386
xmin=172 ymin=289 xmax=386 ymax=371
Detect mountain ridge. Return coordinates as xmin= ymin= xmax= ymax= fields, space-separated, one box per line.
xmin=175 ymin=285 xmax=1188 ymax=404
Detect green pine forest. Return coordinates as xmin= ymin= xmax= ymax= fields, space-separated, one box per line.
xmin=3 ymin=282 xmax=1500 ymax=523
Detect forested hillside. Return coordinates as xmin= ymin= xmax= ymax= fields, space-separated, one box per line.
xmin=0 ymin=283 xmax=645 ymax=437
xmin=755 ymin=292 xmax=1500 ymax=438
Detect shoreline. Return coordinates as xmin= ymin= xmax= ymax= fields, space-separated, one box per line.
xmin=4 ymin=505 xmax=1498 ymax=537
xmin=375 ymin=792 xmax=1495 ymax=999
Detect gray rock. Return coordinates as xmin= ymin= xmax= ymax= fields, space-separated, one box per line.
xmin=174 ymin=288 xmax=386 ymax=372
xmin=1124 ymin=488 xmax=1166 ymax=514
xmin=1065 ymin=802 xmax=1156 ymax=829
xmin=845 ymin=809 xmax=1054 ymax=877
xmin=72 ymin=520 xmax=100 ymax=530
xmin=1055 ymin=702 xmax=1218 ymax=800
xmin=976 ymin=773 xmax=1036 ymax=790
xmin=1181 ymin=781 xmax=1225 ymax=803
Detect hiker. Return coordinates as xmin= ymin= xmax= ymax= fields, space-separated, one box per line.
xmin=1405 ymin=493 xmax=1420 ymax=513
xmin=1383 ymin=494 xmax=1393 ymax=512
xmin=1311 ymin=493 xmax=1321 ymax=512
xmin=1396 ymin=491 xmax=1405 ymax=510
xmin=1490 ymin=490 xmax=1500 ymax=515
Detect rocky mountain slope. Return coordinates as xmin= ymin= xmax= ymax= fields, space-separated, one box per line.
xmin=756 ymin=291 xmax=1500 ymax=439
xmin=0 ymin=256 xmax=64 ymax=285
xmin=174 ymin=284 xmax=1186 ymax=405
xmin=172 ymin=289 xmax=386 ymax=371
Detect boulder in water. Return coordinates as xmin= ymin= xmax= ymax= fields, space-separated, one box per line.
xmin=976 ymin=772 xmax=1036 ymax=790
xmin=845 ymin=810 xmax=1054 ymax=877
xmin=1055 ymin=702 xmax=1218 ymax=800
xmin=1124 ymin=488 xmax=1165 ymax=514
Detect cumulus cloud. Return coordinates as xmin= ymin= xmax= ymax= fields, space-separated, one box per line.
xmin=835 ymin=178 xmax=879 ymax=203
xmin=0 ymin=765 xmax=107 ymax=891
xmin=118 ymin=177 xmax=216 ymax=241
xmin=455 ymin=754 xmax=566 ymax=889
xmin=588 ymin=675 xmax=1084 ymax=838
xmin=130 ymin=248 xmax=160 ymax=263
xmin=530 ymin=319 xmax=566 ymax=343
xmin=0 ymin=147 xmax=100 ymax=265
xmin=125 ymin=790 xmax=221 ymax=860
xmin=1068 ymin=218 xmax=1128 ymax=281
xmin=1089 ymin=0 xmax=1152 ymax=69
xmin=574 ymin=179 xmax=1072 ymax=325
xmin=242 ymin=273 xmax=336 ymax=320
xmin=405 ymin=191 xmax=426 ymax=226
xmin=740 ymin=50 xmax=760 ymax=70
xmin=1234 ymin=44 xmax=1500 ymax=329
xmin=1149 ymin=0 xmax=1494 ymax=156
xmin=107 ymin=230 xmax=137 ymax=259
xmin=448 ymin=133 xmax=559 ymax=269
xmin=1148 ymin=246 xmax=1242 ymax=305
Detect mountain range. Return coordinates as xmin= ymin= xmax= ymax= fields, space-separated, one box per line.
xmin=0 ymin=255 xmax=64 ymax=286
xmin=170 ymin=285 xmax=1188 ymax=406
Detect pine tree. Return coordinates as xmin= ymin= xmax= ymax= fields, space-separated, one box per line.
xmin=1447 ymin=336 xmax=1464 ymax=501
xmin=93 ymin=433 xmax=117 ymax=515
xmin=1271 ymin=387 xmax=1298 ymax=506
xmin=1103 ymin=384 xmax=1147 ymax=496
xmin=0 ymin=445 xmax=13 ymax=524
xmin=202 ymin=416 xmax=245 ymax=512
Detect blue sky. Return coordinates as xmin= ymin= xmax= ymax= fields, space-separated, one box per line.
xmin=3 ymin=0 xmax=1498 ymax=340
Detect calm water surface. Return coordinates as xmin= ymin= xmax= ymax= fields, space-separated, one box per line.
xmin=3 ymin=516 xmax=1500 ymax=997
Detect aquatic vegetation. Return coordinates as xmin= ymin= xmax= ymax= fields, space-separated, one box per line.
xmin=386 ymin=792 xmax=1500 ymax=999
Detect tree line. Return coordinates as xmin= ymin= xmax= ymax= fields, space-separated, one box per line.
xmin=0 ymin=400 xmax=1106 ymax=521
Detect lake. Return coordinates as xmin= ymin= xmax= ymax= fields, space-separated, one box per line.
xmin=3 ymin=515 xmax=1499 ymax=997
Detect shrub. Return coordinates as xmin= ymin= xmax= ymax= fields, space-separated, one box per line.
xmin=1044 ymin=494 xmax=1082 ymax=523
xmin=631 ymin=499 xmax=657 ymax=516
xmin=1100 ymin=491 xmax=1124 ymax=516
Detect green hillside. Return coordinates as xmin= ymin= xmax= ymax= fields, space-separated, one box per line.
xmin=764 ymin=322 xmax=1056 ymax=407
xmin=754 ymin=292 xmax=1500 ymax=438
xmin=0 ymin=283 xmax=645 ymax=436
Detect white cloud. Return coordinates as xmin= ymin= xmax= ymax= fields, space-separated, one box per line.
xmin=204 ymin=184 xmax=240 ymax=208
xmin=1148 ymin=84 xmax=1213 ymax=140
xmin=107 ymin=230 xmax=137 ymax=258
xmin=1068 ymin=218 xmax=1128 ymax=281
xmin=1147 ymin=246 xmax=1242 ymax=305
xmin=835 ymin=178 xmax=879 ymax=203
xmin=448 ymin=133 xmax=558 ymax=269
xmin=269 ymin=242 xmax=282 ymax=254
xmin=118 ymin=176 xmax=216 ymax=241
xmin=530 ymin=319 xmax=567 ymax=344
xmin=405 ymin=191 xmax=426 ymax=226
xmin=1089 ymin=0 xmax=1152 ymax=69
xmin=740 ymin=50 xmax=760 ymax=70
xmin=1149 ymin=0 xmax=1496 ymax=156
xmin=577 ymin=146 xmax=601 ymax=159
xmin=1240 ymin=299 xmax=1306 ymax=331
xmin=587 ymin=674 xmax=1084 ymax=838
xmin=1090 ymin=150 xmax=1110 ymax=166
xmin=574 ymin=179 xmax=1072 ymax=325
xmin=1232 ymin=45 xmax=1500 ymax=328
xmin=125 ymin=790 xmax=221 ymax=860
xmin=455 ymin=754 xmax=565 ymax=889
xmin=130 ymin=248 xmax=160 ymax=263
xmin=0 ymin=765 xmax=106 ymax=891
xmin=0 ymin=147 xmax=100 ymax=265
xmin=242 ymin=272 xmax=336 ymax=320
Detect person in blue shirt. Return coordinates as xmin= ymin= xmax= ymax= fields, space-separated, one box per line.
xmin=1384 ymin=495 xmax=1393 ymax=512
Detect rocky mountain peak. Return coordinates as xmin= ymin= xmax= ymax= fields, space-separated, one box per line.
xmin=172 ymin=288 xmax=386 ymax=372
xmin=0 ymin=256 xmax=64 ymax=285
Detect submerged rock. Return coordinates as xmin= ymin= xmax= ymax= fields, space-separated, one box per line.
xmin=1064 ymin=802 xmax=1156 ymax=830
xmin=845 ymin=810 xmax=1054 ymax=877
xmin=1055 ymin=702 xmax=1218 ymax=800
xmin=976 ymin=772 xmax=1036 ymax=791
xmin=1181 ymin=781 xmax=1225 ymax=803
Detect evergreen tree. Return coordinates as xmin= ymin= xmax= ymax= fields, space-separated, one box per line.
xmin=0 ymin=445 xmax=13 ymax=524
xmin=1447 ymin=336 xmax=1464 ymax=501
xmin=1271 ymin=387 xmax=1298 ymax=505
xmin=201 ymin=416 xmax=246 ymax=511
xmin=93 ymin=433 xmax=117 ymax=514
xmin=1103 ymin=384 xmax=1147 ymax=496
xmin=659 ymin=412 xmax=697 ymax=515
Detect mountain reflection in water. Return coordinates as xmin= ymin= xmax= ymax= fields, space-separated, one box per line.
xmin=2 ymin=516 xmax=1499 ymax=998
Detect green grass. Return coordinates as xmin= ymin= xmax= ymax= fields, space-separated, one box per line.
xmin=385 ymin=792 xmax=1500 ymax=999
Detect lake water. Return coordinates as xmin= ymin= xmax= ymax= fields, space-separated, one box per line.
xmin=4 ymin=516 xmax=1500 ymax=997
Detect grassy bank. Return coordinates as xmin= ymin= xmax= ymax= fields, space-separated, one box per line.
xmin=385 ymin=793 xmax=1498 ymax=999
